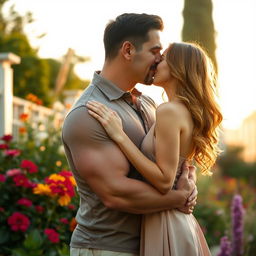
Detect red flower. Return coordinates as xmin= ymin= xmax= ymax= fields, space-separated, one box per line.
xmin=7 ymin=212 xmax=30 ymax=232
xmin=35 ymin=205 xmax=44 ymax=213
xmin=20 ymin=160 xmax=38 ymax=173
xmin=0 ymin=207 xmax=4 ymax=212
xmin=0 ymin=144 xmax=8 ymax=150
xmin=45 ymin=172 xmax=75 ymax=201
xmin=0 ymin=174 xmax=6 ymax=182
xmin=4 ymin=149 xmax=21 ymax=157
xmin=1 ymin=135 xmax=13 ymax=142
xmin=13 ymin=174 xmax=34 ymax=188
xmin=59 ymin=170 xmax=72 ymax=177
xmin=36 ymin=99 xmax=43 ymax=105
xmin=67 ymin=204 xmax=76 ymax=210
xmin=59 ymin=218 xmax=69 ymax=224
xmin=17 ymin=198 xmax=33 ymax=207
xmin=6 ymin=168 xmax=22 ymax=177
xmin=44 ymin=228 xmax=60 ymax=243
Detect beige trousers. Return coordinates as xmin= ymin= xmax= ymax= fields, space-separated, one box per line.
xmin=70 ymin=248 xmax=139 ymax=256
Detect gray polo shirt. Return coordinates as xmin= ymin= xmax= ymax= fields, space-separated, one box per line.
xmin=62 ymin=71 xmax=157 ymax=253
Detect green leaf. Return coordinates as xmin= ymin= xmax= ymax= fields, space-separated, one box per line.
xmin=11 ymin=248 xmax=28 ymax=256
xmin=28 ymin=249 xmax=44 ymax=256
xmin=23 ymin=229 xmax=43 ymax=250
xmin=58 ymin=244 xmax=70 ymax=256
xmin=0 ymin=228 xmax=10 ymax=244
xmin=46 ymin=250 xmax=58 ymax=256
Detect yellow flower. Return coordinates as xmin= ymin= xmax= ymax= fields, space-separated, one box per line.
xmin=33 ymin=184 xmax=51 ymax=195
xmin=58 ymin=194 xmax=71 ymax=206
xmin=48 ymin=174 xmax=65 ymax=182
xmin=69 ymin=176 xmax=76 ymax=186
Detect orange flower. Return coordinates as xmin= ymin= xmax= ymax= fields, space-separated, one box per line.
xmin=36 ymin=99 xmax=43 ymax=105
xmin=69 ymin=217 xmax=77 ymax=232
xmin=19 ymin=127 xmax=26 ymax=134
xmin=224 ymin=177 xmax=237 ymax=193
xmin=26 ymin=93 xmax=43 ymax=105
xmin=58 ymin=194 xmax=71 ymax=206
xmin=65 ymin=103 xmax=71 ymax=109
xmin=19 ymin=113 xmax=29 ymax=122
xmin=26 ymin=93 xmax=37 ymax=102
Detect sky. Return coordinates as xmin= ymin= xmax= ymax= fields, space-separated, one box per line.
xmin=4 ymin=0 xmax=256 ymax=129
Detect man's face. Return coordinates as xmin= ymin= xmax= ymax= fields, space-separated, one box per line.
xmin=131 ymin=30 xmax=162 ymax=85
xmin=153 ymin=49 xmax=172 ymax=87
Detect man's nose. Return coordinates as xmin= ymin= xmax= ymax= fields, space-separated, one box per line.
xmin=155 ymin=53 xmax=162 ymax=63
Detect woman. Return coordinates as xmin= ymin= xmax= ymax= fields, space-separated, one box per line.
xmin=86 ymin=42 xmax=223 ymax=256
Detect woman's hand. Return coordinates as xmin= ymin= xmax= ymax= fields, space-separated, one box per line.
xmin=176 ymin=163 xmax=197 ymax=214
xmin=86 ymin=101 xmax=125 ymax=142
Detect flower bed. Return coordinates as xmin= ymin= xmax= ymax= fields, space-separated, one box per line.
xmin=0 ymin=115 xmax=78 ymax=256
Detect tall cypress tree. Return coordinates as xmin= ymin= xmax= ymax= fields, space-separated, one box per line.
xmin=182 ymin=0 xmax=217 ymax=70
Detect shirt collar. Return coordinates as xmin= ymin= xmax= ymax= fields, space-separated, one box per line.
xmin=92 ymin=71 xmax=142 ymax=101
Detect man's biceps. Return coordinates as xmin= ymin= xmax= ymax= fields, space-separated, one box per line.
xmin=75 ymin=148 xmax=128 ymax=176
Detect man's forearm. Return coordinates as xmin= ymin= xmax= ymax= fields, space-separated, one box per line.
xmin=103 ymin=177 xmax=188 ymax=214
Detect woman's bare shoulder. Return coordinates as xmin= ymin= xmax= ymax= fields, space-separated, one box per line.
xmin=156 ymin=101 xmax=188 ymax=117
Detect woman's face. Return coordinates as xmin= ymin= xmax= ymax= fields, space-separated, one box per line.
xmin=153 ymin=49 xmax=172 ymax=87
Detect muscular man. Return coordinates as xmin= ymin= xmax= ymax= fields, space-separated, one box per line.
xmin=62 ymin=13 xmax=197 ymax=256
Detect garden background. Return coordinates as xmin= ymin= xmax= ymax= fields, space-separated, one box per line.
xmin=0 ymin=0 xmax=256 ymax=255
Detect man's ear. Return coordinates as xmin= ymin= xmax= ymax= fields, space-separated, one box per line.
xmin=121 ymin=41 xmax=135 ymax=60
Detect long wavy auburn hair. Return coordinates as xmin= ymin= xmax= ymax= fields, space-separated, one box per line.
xmin=166 ymin=42 xmax=223 ymax=175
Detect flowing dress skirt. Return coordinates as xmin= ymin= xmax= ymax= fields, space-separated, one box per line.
xmin=140 ymin=210 xmax=211 ymax=256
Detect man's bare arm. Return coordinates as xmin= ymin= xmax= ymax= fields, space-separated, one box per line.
xmin=63 ymin=108 xmax=195 ymax=214
xmin=73 ymin=142 xmax=193 ymax=214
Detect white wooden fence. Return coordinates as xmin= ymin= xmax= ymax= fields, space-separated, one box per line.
xmin=12 ymin=96 xmax=65 ymax=139
xmin=0 ymin=52 xmax=68 ymax=139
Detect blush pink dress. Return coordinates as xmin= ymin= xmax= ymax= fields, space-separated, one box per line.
xmin=140 ymin=125 xmax=211 ymax=256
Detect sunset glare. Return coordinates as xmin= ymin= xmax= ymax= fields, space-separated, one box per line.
xmin=5 ymin=0 xmax=256 ymax=129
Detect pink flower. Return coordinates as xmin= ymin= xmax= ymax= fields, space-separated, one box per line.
xmin=4 ymin=149 xmax=21 ymax=157
xmin=7 ymin=212 xmax=30 ymax=232
xmin=0 ymin=174 xmax=6 ymax=182
xmin=35 ymin=205 xmax=44 ymax=213
xmin=1 ymin=135 xmax=13 ymax=142
xmin=6 ymin=168 xmax=22 ymax=177
xmin=44 ymin=228 xmax=60 ymax=243
xmin=60 ymin=218 xmax=69 ymax=224
xmin=20 ymin=160 xmax=38 ymax=173
xmin=12 ymin=174 xmax=34 ymax=188
xmin=0 ymin=144 xmax=8 ymax=150
xmin=17 ymin=198 xmax=33 ymax=207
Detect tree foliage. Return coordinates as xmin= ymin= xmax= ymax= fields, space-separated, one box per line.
xmin=0 ymin=0 xmax=33 ymax=35
xmin=217 ymin=146 xmax=256 ymax=187
xmin=182 ymin=0 xmax=217 ymax=70
xmin=0 ymin=0 xmax=89 ymax=106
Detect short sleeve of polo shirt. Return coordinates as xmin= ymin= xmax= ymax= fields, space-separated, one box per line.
xmin=62 ymin=105 xmax=112 ymax=147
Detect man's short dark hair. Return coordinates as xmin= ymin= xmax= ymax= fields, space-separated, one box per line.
xmin=103 ymin=13 xmax=164 ymax=60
